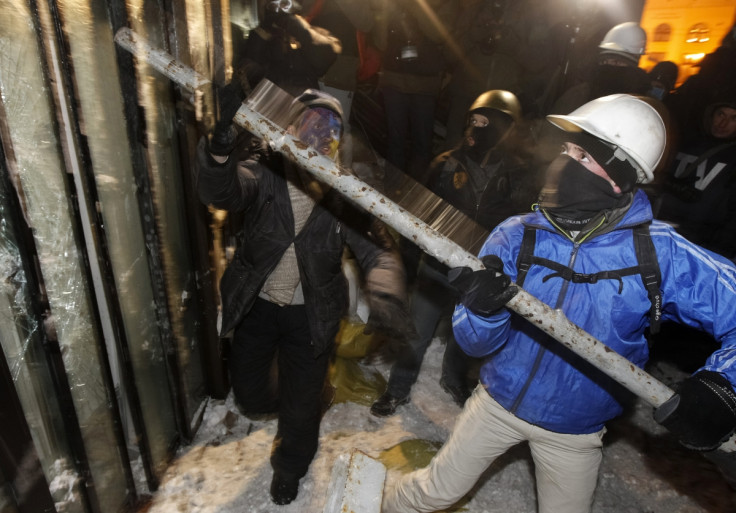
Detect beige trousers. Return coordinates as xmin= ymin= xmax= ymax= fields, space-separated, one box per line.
xmin=382 ymin=385 xmax=605 ymax=513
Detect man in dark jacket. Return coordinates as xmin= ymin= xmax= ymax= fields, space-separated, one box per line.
xmin=429 ymin=90 xmax=538 ymax=230
xmin=535 ymin=21 xmax=651 ymax=167
xmin=371 ymin=90 xmax=537 ymax=417
xmin=197 ymin=89 xmax=411 ymax=505
xmin=373 ymin=0 xmax=458 ymax=182
xmin=655 ymin=93 xmax=736 ymax=260
xmin=549 ymin=21 xmax=650 ymax=115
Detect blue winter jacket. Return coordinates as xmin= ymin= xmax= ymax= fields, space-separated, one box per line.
xmin=452 ymin=190 xmax=736 ymax=434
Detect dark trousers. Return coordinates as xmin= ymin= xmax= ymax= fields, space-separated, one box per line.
xmin=382 ymin=86 xmax=437 ymax=183
xmin=229 ymin=298 xmax=331 ymax=478
xmin=386 ymin=257 xmax=470 ymax=398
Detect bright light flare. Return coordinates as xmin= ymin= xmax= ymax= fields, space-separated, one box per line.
xmin=684 ymin=52 xmax=706 ymax=62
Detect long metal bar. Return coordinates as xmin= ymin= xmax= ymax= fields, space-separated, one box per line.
xmin=114 ymin=28 xmax=736 ymax=452
xmin=238 ymin=100 xmax=674 ymax=406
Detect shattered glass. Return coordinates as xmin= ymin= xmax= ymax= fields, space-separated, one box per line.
xmin=0 ymin=0 xmax=126 ymax=510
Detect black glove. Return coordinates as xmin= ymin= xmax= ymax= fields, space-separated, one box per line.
xmin=208 ymin=81 xmax=245 ymax=157
xmin=654 ymin=370 xmax=736 ymax=451
xmin=364 ymin=293 xmax=418 ymax=343
xmin=447 ymin=255 xmax=518 ymax=316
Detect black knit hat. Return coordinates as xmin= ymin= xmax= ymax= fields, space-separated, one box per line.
xmin=648 ymin=61 xmax=679 ymax=91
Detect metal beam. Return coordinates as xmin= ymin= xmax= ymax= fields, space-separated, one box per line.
xmin=113 ymin=27 xmax=736 ymax=452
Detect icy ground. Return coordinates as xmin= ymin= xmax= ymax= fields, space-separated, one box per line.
xmin=137 ymin=337 xmax=736 ymax=513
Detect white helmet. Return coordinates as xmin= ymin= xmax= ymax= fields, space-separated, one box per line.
xmin=599 ymin=22 xmax=647 ymax=63
xmin=546 ymin=94 xmax=666 ymax=184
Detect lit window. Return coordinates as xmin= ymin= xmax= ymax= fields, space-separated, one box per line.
xmin=654 ymin=24 xmax=671 ymax=42
xmin=686 ymin=23 xmax=710 ymax=44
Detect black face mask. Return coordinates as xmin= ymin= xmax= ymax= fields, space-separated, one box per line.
xmin=463 ymin=124 xmax=503 ymax=160
xmin=538 ymin=154 xmax=628 ymax=223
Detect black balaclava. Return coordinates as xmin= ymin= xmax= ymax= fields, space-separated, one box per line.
xmin=463 ymin=109 xmax=512 ymax=162
xmin=538 ymin=154 xmax=628 ymax=229
xmin=538 ymin=131 xmax=638 ymax=230
xmin=568 ymin=132 xmax=639 ymax=193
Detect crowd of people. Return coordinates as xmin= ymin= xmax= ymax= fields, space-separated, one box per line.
xmin=196 ymin=0 xmax=736 ymax=509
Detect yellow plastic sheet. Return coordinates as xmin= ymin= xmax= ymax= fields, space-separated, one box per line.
xmin=328 ymin=318 xmax=387 ymax=405
xmin=334 ymin=318 xmax=385 ymax=359
xmin=378 ymin=439 xmax=470 ymax=512
xmin=378 ymin=439 xmax=442 ymax=473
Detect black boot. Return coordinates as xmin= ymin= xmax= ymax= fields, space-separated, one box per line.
xmin=270 ymin=471 xmax=300 ymax=505
xmin=370 ymin=391 xmax=410 ymax=417
xmin=440 ymin=376 xmax=470 ymax=406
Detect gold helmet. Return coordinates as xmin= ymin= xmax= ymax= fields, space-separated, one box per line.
xmin=468 ymin=90 xmax=522 ymax=123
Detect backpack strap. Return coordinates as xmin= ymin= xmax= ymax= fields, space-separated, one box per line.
xmin=633 ymin=223 xmax=662 ymax=334
xmin=515 ymin=225 xmax=537 ymax=287
xmin=539 ymin=262 xmax=640 ymax=294
xmin=515 ymin=223 xmax=662 ymax=333
xmin=516 ymin=225 xmax=639 ymax=292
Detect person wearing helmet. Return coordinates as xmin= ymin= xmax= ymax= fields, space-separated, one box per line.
xmin=598 ymin=21 xmax=646 ymax=65
xmin=370 ymin=90 xmax=537 ymax=418
xmin=549 ymin=21 xmax=650 ymax=117
xmin=655 ymin=93 xmax=736 ymax=260
xmin=535 ymin=22 xmax=652 ymax=171
xmin=429 ymin=89 xmax=538 ymax=228
xmin=382 ymin=94 xmax=736 ymax=513
xmin=440 ymin=0 xmax=533 ymax=151
xmin=197 ymin=88 xmax=414 ymax=506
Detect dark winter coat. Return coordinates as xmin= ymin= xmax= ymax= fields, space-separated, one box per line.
xmin=655 ymin=137 xmax=736 ymax=259
xmin=428 ymin=147 xmax=537 ymax=231
xmin=374 ymin=0 xmax=457 ymax=96
xmin=197 ymin=141 xmax=406 ymax=356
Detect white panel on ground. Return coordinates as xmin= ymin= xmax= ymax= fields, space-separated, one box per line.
xmin=324 ymin=449 xmax=387 ymax=513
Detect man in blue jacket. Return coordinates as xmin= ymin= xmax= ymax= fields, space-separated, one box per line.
xmin=382 ymin=94 xmax=736 ymax=513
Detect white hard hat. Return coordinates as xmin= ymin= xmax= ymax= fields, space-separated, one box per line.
xmin=546 ymin=94 xmax=666 ymax=184
xmin=599 ymin=22 xmax=647 ymax=62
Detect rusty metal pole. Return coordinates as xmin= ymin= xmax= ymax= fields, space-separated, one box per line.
xmin=114 ymin=28 xmax=736 ymax=451
xmin=234 ymin=93 xmax=676 ymax=408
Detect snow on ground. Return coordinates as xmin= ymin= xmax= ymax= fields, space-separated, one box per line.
xmin=138 ymin=338 xmax=736 ymax=513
